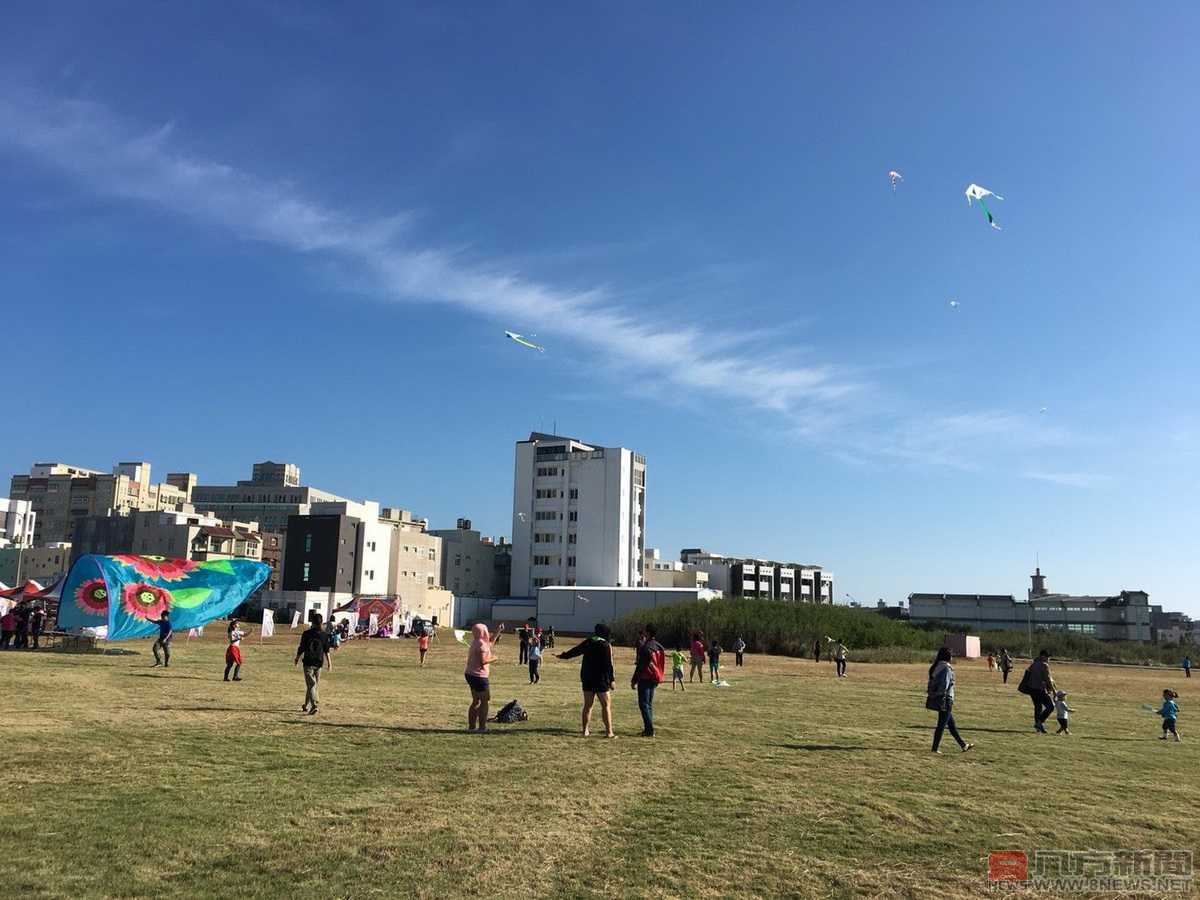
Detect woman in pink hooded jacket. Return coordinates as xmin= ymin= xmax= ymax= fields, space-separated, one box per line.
xmin=465 ymin=622 xmax=505 ymax=732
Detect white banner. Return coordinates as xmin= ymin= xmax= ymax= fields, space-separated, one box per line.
xmin=368 ymin=613 xmax=379 ymax=636
xmin=290 ymin=609 xmax=301 ymax=629
xmin=261 ymin=608 xmax=275 ymax=639
xmin=187 ymin=626 xmax=203 ymax=639
xmin=390 ymin=611 xmax=400 ymax=638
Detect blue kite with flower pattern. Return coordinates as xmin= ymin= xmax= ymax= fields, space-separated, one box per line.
xmin=58 ymin=554 xmax=270 ymax=640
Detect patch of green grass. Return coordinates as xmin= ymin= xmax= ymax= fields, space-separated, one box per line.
xmin=1 ymin=632 xmax=1195 ymax=898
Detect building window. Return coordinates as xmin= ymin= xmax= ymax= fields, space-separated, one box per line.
xmin=304 ymin=533 xmax=312 ymax=553
xmin=569 ymin=488 xmax=579 ymax=500
xmin=302 ymin=562 xmax=311 ymax=582
xmin=568 ymin=511 xmax=577 ymax=522
xmin=568 ymin=534 xmax=577 ymax=544
xmin=567 ymin=556 xmax=576 ymax=567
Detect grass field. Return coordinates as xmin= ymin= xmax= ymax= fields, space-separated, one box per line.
xmin=1 ymin=631 xmax=1195 ymax=899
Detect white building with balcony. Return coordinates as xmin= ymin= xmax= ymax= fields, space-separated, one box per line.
xmin=510 ymin=433 xmax=646 ymax=598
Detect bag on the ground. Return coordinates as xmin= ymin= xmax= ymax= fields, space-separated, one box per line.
xmin=494 ymin=699 xmax=528 ymax=723
xmin=1016 ymin=666 xmax=1034 ymax=695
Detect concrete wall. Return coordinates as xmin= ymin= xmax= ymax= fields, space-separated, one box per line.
xmin=535 ymin=586 xmax=711 ymax=635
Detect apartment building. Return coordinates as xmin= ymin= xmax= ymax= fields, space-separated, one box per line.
xmin=680 ymin=549 xmax=833 ymax=602
xmin=380 ymin=506 xmax=453 ymax=622
xmin=429 ymin=518 xmax=511 ymax=598
xmin=0 ymin=498 xmax=36 ymax=548
xmin=191 ymin=461 xmax=347 ymax=536
xmin=510 ymin=432 xmax=646 ymax=597
xmin=71 ymin=509 xmax=263 ymax=564
xmin=643 ymin=549 xmax=710 ymax=591
xmin=0 ymin=543 xmax=72 ymax=586
xmin=9 ymin=461 xmax=196 ymax=546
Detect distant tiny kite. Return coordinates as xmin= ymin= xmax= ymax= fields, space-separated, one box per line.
xmin=965 ymin=184 xmax=1004 ymax=230
xmin=516 ymin=512 xmax=527 ymax=523
xmin=1039 ymin=407 xmax=1048 ymax=414
xmin=505 ymin=330 xmax=545 ymax=352
xmin=949 ymin=299 xmax=960 ymax=310
xmin=888 ymin=170 xmax=903 ymax=193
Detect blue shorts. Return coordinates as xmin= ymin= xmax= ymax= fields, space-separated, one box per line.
xmin=465 ymin=674 xmax=489 ymax=694
xmin=672 ymin=667 xmax=684 ymax=679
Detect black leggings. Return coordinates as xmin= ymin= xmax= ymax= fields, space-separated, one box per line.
xmin=835 ymin=659 xmax=846 ymax=677
xmin=933 ymin=705 xmax=965 ymax=751
xmin=1163 ymin=718 xmax=1178 ymax=735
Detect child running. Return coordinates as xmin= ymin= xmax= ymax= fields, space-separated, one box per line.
xmin=670 ymin=646 xmax=685 ymax=691
xmin=1053 ymin=690 xmax=1073 ymax=734
xmin=1156 ymin=689 xmax=1181 ymax=742
xmin=418 ymin=630 xmax=430 ymax=667
xmin=224 ymin=618 xmax=245 ymax=682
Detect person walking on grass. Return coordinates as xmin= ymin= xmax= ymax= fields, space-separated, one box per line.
xmin=689 ymin=632 xmax=706 ymax=684
xmin=813 ymin=637 xmax=821 ymax=664
xmin=733 ymin=636 xmax=746 ymax=668
xmin=224 ymin=618 xmax=245 ymax=682
xmin=708 ymin=638 xmax=722 ymax=683
xmin=465 ymin=622 xmax=504 ymax=732
xmin=1183 ymin=656 xmax=1192 ymax=679
xmin=1156 ymin=689 xmax=1181 ymax=742
xmin=151 ymin=610 xmax=173 ymax=667
xmin=998 ymin=648 xmax=1013 ymax=684
xmin=558 ymin=623 xmax=616 ymax=738
xmin=528 ymin=635 xmax=542 ymax=684
xmin=295 ymin=613 xmax=332 ymax=715
xmin=418 ymin=630 xmax=431 ymax=667
xmin=926 ymin=647 xmax=974 ymax=754
xmin=518 ymin=625 xmax=530 ymax=666
xmin=631 ymin=624 xmax=665 ymax=737
xmin=1019 ymin=650 xmax=1057 ymax=733
xmin=670 ymin=646 xmax=686 ymax=691
xmin=835 ymin=642 xmax=848 ymax=678
xmin=1053 ymin=690 xmax=1074 ymax=735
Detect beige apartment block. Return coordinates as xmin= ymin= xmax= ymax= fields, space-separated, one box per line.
xmin=380 ymin=507 xmax=453 ymax=623
xmin=10 ymin=461 xmax=196 ymax=546
xmin=0 ymin=543 xmax=73 ymax=586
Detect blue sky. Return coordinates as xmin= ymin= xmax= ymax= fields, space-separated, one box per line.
xmin=2 ymin=3 xmax=1198 ymax=614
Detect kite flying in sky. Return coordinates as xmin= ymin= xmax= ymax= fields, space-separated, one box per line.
xmin=888 ymin=170 xmax=903 ymax=193
xmin=949 ymin=299 xmax=960 ymax=310
xmin=965 ymin=184 xmax=1004 ymax=230
xmin=505 ymin=331 xmax=545 ymax=353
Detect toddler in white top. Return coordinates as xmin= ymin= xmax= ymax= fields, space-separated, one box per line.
xmin=1054 ymin=690 xmax=1074 ymax=735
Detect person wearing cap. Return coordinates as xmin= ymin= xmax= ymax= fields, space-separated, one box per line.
xmin=1053 ymin=690 xmax=1074 ymax=735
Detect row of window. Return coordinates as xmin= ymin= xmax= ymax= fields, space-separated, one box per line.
xmin=534 ymin=533 xmax=579 ymax=544
xmin=536 ymin=466 xmax=560 ymax=477
xmin=535 ymin=489 xmax=559 ymax=499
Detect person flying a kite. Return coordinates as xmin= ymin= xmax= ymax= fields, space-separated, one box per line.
xmin=965 ymin=184 xmax=1003 ymax=230
xmin=888 ymin=170 xmax=903 ymax=193
xmin=505 ymin=331 xmax=545 ymax=353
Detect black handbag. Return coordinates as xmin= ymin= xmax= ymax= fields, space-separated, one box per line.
xmin=925 ymin=692 xmax=949 ymax=712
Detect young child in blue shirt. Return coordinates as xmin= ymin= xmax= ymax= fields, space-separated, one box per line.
xmin=1157 ymin=689 xmax=1181 ymax=742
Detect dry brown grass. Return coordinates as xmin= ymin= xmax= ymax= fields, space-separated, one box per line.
xmin=0 ymin=631 xmax=1195 ymax=899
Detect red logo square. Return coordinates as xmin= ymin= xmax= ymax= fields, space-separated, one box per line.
xmin=989 ymin=851 xmax=1028 ymax=882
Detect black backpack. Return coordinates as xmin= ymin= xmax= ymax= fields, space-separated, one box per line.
xmin=1016 ymin=665 xmax=1034 ymax=695
xmin=494 ymin=699 xmax=528 ymax=723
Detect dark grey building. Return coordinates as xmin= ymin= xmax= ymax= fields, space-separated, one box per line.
xmin=282 ymin=514 xmax=360 ymax=595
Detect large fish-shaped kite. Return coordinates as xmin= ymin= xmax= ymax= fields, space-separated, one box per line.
xmin=965 ymin=184 xmax=1004 ymax=230
xmin=888 ymin=170 xmax=903 ymax=193
xmin=505 ymin=331 xmax=545 ymax=353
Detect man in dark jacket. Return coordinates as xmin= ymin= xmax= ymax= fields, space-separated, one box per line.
xmin=631 ymin=624 xmax=665 ymax=737
xmin=1025 ymin=650 xmax=1056 ymax=733
xmin=295 ymin=613 xmax=332 ymax=715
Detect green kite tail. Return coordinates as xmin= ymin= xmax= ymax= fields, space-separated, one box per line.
xmin=979 ymin=199 xmax=1001 ymax=230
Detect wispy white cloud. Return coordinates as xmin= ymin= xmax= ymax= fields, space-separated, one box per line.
xmin=0 ymin=86 xmax=862 ymax=420
xmin=0 ymin=85 xmax=1106 ymax=484
xmin=1022 ymin=471 xmax=1112 ymax=488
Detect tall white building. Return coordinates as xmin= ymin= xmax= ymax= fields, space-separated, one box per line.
xmin=510 ymin=432 xmax=646 ymax=597
xmin=0 ymin=498 xmax=36 ymax=548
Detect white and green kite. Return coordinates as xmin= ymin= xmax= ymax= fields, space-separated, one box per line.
xmin=965 ymin=184 xmax=1004 ymax=230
